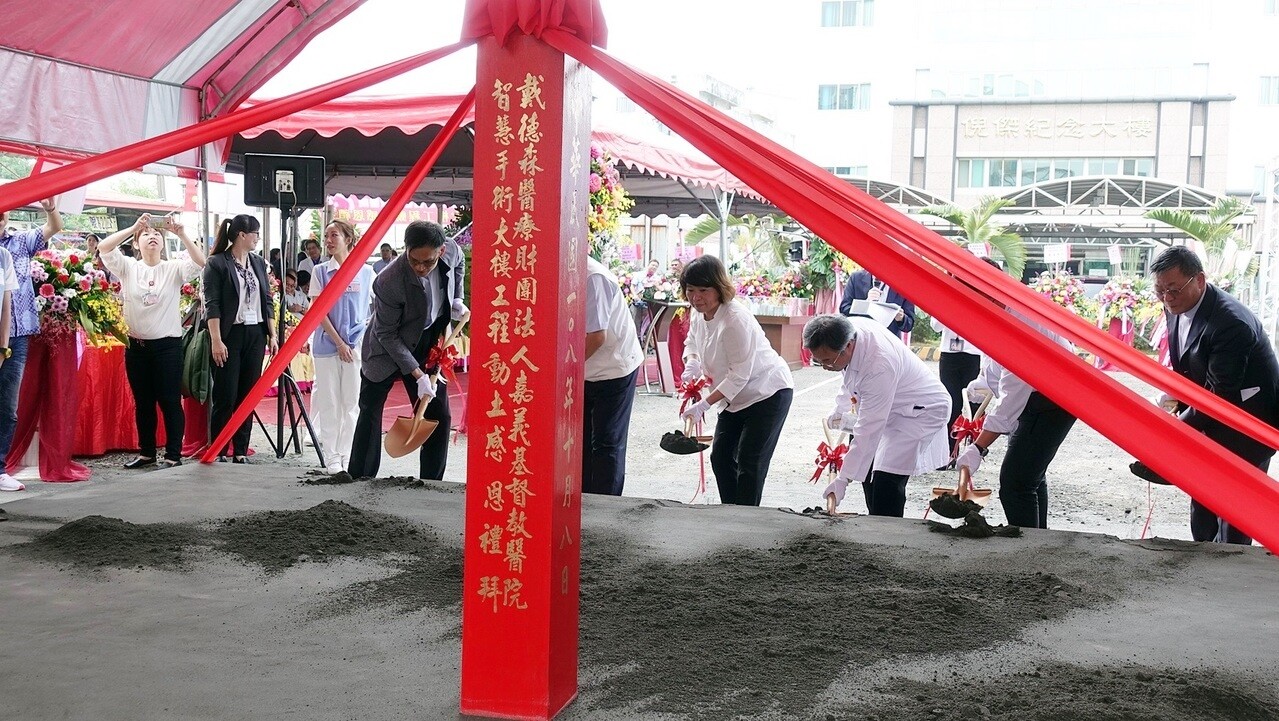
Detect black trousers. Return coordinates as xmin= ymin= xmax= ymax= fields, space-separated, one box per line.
xmin=582 ymin=368 xmax=639 ymax=496
xmin=124 ymin=336 xmax=185 ymax=461
xmin=861 ymin=469 xmax=910 ymax=517
xmin=710 ymin=388 xmax=793 ymax=506
xmin=999 ymin=391 xmax=1076 ymax=529
xmin=348 ymin=330 xmax=449 ymax=480
xmin=1190 ymin=456 xmax=1269 ymax=545
xmin=938 ymin=351 xmax=982 ymax=456
xmin=209 ymin=323 xmax=267 ymax=457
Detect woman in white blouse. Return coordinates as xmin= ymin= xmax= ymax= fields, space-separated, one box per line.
xmin=98 ymin=214 xmax=206 ymax=468
xmin=678 ymin=255 xmax=794 ymax=505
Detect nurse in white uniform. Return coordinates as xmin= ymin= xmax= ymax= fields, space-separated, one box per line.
xmin=803 ymin=314 xmax=951 ymax=516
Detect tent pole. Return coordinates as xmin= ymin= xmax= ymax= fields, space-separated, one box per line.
xmin=716 ymin=190 xmax=734 ymax=263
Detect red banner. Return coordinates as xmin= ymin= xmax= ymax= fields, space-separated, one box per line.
xmin=201 ymin=91 xmax=478 ymax=463
xmin=544 ymin=30 xmax=1279 ymax=553
xmin=460 ymin=33 xmax=587 ymax=718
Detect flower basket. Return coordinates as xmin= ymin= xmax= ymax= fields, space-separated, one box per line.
xmin=30 ymin=249 xmax=127 ymax=346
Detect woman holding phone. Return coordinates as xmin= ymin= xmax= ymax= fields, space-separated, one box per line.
xmin=98 ymin=213 xmax=206 ymax=468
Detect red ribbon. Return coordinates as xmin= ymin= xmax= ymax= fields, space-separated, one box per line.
xmin=809 ymin=441 xmax=848 ymax=483
xmin=676 ymin=376 xmax=710 ymax=414
xmin=427 ymin=341 xmax=462 ymax=388
xmin=951 ymin=415 xmax=984 ymax=444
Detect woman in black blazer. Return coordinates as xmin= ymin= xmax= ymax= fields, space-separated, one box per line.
xmin=202 ymin=214 xmax=277 ymax=462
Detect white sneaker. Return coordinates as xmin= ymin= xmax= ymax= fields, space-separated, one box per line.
xmin=0 ymin=473 xmax=26 ymax=492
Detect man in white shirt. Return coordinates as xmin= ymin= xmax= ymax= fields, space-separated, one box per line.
xmin=583 ymin=257 xmax=644 ymax=495
xmin=297 ymin=238 xmax=323 ymax=277
xmin=804 ymin=314 xmax=951 ymax=516
xmin=957 ymin=313 xmax=1077 ymax=529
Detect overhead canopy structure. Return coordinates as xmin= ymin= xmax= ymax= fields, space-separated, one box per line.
xmin=0 ymin=0 xmax=366 ymax=172
xmin=230 ymin=93 xmax=771 ymax=216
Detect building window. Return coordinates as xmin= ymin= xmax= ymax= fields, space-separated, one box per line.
xmin=824 ymin=165 xmax=869 ymax=177
xmin=820 ymin=0 xmax=874 ymax=27
xmin=1262 ymin=76 xmax=1279 ymax=105
xmin=817 ymin=83 xmax=870 ymax=110
xmin=957 ymin=157 xmax=1156 ymax=189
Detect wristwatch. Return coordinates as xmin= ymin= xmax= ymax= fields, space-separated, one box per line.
xmin=974 ymin=444 xmax=989 ymax=457
xmin=0 ymin=347 xmax=10 ymax=359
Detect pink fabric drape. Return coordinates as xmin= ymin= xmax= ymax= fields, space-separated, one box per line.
xmin=461 ymin=0 xmax=607 ymax=47
xmin=0 ymin=41 xmax=472 ymax=212
xmin=542 ymin=31 xmax=1279 ymax=552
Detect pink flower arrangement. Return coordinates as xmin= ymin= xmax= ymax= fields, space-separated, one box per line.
xmin=28 ymin=248 xmax=127 ymax=345
xmin=587 ymin=144 xmax=633 ymax=238
xmin=1030 ymin=270 xmax=1085 ymax=313
xmin=1095 ymin=276 xmax=1159 ymax=327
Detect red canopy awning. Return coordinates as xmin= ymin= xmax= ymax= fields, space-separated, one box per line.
xmin=0 ymin=0 xmax=366 ymax=172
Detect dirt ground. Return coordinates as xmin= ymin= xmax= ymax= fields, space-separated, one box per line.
xmin=20 ymin=361 xmax=1204 ymax=547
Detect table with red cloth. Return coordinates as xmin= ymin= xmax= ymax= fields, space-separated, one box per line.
xmin=73 ymin=342 xmax=167 ymax=456
xmin=6 ymin=332 xmax=92 ymax=481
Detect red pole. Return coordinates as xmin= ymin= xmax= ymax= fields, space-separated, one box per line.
xmin=459 ymin=33 xmax=587 ymax=719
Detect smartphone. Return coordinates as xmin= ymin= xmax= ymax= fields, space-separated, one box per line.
xmin=147 ymin=213 xmax=173 ymax=230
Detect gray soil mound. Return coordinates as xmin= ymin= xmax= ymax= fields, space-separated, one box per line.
xmin=847 ymin=662 xmax=1277 ymax=720
xmin=577 ymin=532 xmax=1106 ymax=718
xmin=326 ymin=550 xmax=463 ymax=617
xmin=215 ymin=500 xmax=432 ymax=573
xmin=301 ymin=471 xmax=356 ymax=486
xmin=10 ymin=515 xmax=200 ymax=570
xmin=367 ymin=476 xmax=432 ymax=490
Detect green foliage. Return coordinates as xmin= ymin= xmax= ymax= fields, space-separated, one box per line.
xmin=805 ymin=235 xmax=843 ymax=291
xmin=0 ymin=152 xmax=34 ymax=181
xmin=921 ymin=196 xmax=1026 ymax=278
xmin=684 ymin=213 xmax=792 ymax=271
xmin=112 ymin=177 xmax=161 ymax=200
xmin=1145 ymin=198 xmax=1253 ymax=290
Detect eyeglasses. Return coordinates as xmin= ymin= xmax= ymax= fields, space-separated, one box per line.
xmin=1154 ymin=276 xmax=1195 ymax=300
xmin=815 ymin=341 xmax=851 ymax=370
xmin=407 ymin=255 xmax=439 ymax=270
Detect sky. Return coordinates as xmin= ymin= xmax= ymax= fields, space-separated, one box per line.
xmin=258 ymin=0 xmax=796 ymax=102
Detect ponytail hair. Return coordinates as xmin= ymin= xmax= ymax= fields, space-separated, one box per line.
xmin=212 ymin=214 xmax=260 ymax=255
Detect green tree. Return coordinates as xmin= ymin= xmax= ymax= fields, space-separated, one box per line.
xmin=1144 ymin=198 xmax=1254 ymax=290
xmin=112 ymin=177 xmax=161 ymax=200
xmin=0 ymin=152 xmax=34 ymax=180
xmin=683 ymin=213 xmax=792 ymax=270
xmin=920 ymin=197 xmax=1026 ymax=278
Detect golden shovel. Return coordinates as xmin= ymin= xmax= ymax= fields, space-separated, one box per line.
xmin=383 ymin=319 xmax=468 ymax=458
xmin=930 ymin=392 xmax=994 ymax=516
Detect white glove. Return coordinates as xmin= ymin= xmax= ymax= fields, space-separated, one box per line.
xmin=965 ymin=378 xmax=992 ymax=404
xmin=416 ymin=373 xmax=438 ymax=402
xmin=681 ymin=357 xmax=703 ymax=384
xmin=1155 ymin=392 xmax=1178 ymax=413
xmin=450 ymin=298 xmax=469 ymax=321
xmin=680 ymin=399 xmax=711 ymax=425
xmin=822 ymin=478 xmax=848 ymax=507
xmin=826 ymin=411 xmax=847 ymax=431
xmin=957 ymin=444 xmax=983 ymax=475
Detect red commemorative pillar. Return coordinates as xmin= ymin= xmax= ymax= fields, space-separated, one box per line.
xmin=460 ymin=32 xmax=589 ymax=719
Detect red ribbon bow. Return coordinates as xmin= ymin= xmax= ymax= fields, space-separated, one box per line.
xmin=951 ymin=415 xmax=985 ymax=444
xmin=427 ymin=342 xmax=462 ymax=387
xmin=676 ymin=376 xmax=710 ymax=414
xmin=809 ymin=441 xmax=848 ymax=483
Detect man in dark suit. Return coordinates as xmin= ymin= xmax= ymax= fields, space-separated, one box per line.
xmin=839 ymin=269 xmax=915 ymax=338
xmin=1142 ymin=245 xmax=1279 ymax=544
xmin=348 ymin=221 xmax=468 ymax=481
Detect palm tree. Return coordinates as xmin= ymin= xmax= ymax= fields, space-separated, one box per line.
xmin=1144 ymin=198 xmax=1254 ymax=290
xmin=920 ymin=197 xmax=1026 ymax=278
xmin=683 ymin=213 xmax=792 ymax=270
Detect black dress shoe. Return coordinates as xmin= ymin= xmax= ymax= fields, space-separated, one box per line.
xmin=1130 ymin=461 xmax=1172 ymax=486
xmin=124 ymin=457 xmax=156 ymax=469
xmin=162 ymin=458 xmax=182 ymax=468
xmin=231 ymin=456 xmax=249 ymax=464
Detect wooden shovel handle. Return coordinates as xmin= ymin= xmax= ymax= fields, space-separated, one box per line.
xmin=972 ymin=393 xmax=994 ymax=421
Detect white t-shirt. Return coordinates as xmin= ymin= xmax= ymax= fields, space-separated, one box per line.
xmin=684 ymin=298 xmax=794 ymax=411
xmin=585 ymin=257 xmax=643 ymax=382
xmin=101 ymin=248 xmax=200 ymax=340
xmin=0 ymin=247 xmax=16 ymax=292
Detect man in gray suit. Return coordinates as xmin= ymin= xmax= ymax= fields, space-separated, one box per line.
xmin=348 ymin=221 xmax=468 ymax=480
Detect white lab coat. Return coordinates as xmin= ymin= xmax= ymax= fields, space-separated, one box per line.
xmin=836 ymin=316 xmax=952 ymax=481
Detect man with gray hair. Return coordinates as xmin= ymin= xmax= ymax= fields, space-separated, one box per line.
xmin=803 ymin=314 xmax=950 ymax=516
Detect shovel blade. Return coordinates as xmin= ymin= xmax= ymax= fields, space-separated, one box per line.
xmin=384 ymin=417 xmax=440 ymax=458
xmin=660 ymin=430 xmax=709 ymax=455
